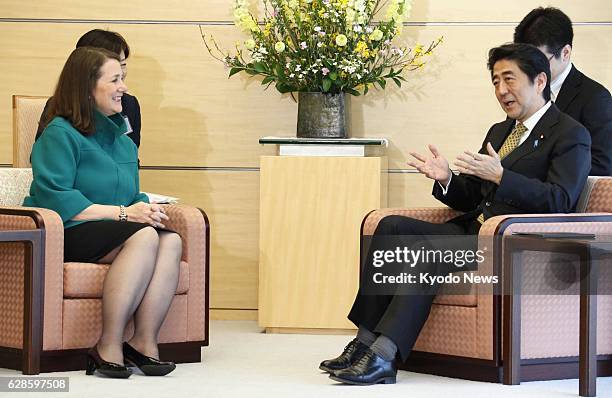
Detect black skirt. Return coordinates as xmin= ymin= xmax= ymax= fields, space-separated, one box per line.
xmin=64 ymin=220 xmax=151 ymax=263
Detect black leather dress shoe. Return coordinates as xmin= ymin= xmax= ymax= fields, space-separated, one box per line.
xmin=319 ymin=338 xmax=369 ymax=373
xmin=329 ymin=348 xmax=397 ymax=385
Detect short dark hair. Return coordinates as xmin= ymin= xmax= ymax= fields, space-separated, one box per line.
xmin=487 ymin=43 xmax=551 ymax=102
xmin=76 ymin=29 xmax=130 ymax=59
xmin=43 ymin=47 xmax=120 ymax=135
xmin=514 ymin=7 xmax=573 ymax=57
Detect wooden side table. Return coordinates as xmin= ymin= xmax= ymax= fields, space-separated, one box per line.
xmin=258 ymin=155 xmax=387 ymax=333
xmin=502 ymin=234 xmax=612 ymax=397
xmin=0 ymin=228 xmax=44 ymax=374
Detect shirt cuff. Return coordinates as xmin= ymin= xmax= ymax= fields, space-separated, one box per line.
xmin=437 ymin=172 xmax=453 ymax=195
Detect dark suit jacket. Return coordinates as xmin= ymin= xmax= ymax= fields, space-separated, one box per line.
xmin=35 ymin=93 xmax=141 ymax=148
xmin=433 ymin=104 xmax=591 ymax=224
xmin=555 ymin=66 xmax=612 ymax=176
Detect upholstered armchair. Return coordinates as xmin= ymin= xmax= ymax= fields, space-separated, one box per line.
xmin=1 ymin=94 xmax=210 ymax=374
xmin=361 ymin=177 xmax=612 ymax=382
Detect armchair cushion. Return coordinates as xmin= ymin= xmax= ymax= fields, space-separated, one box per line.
xmin=63 ymin=261 xmax=190 ymax=298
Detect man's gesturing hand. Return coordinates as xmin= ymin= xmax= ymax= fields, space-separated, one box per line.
xmin=454 ymin=142 xmax=504 ymax=185
xmin=408 ymin=144 xmax=452 ymax=185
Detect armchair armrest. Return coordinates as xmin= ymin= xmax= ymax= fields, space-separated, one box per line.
xmin=362 ymin=207 xmax=463 ymax=235
xmin=161 ymin=205 xmax=210 ymax=343
xmin=0 ymin=206 xmax=64 ymax=351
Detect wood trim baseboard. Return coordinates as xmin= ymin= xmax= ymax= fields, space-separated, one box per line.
xmin=210 ymin=309 xmax=258 ymax=321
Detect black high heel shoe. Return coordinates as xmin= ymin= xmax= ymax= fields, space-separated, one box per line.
xmin=122 ymin=342 xmax=176 ymax=376
xmin=86 ymin=346 xmax=132 ymax=378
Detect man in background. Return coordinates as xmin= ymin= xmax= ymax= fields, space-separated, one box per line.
xmin=515 ymin=6 xmax=612 ymax=175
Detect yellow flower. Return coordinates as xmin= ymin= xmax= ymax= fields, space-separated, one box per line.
xmin=414 ymin=44 xmax=424 ymax=55
xmin=263 ymin=22 xmax=272 ymax=36
xmin=354 ymin=40 xmax=369 ymax=57
xmin=275 ymin=41 xmax=286 ymax=52
xmin=336 ymin=34 xmax=348 ymax=46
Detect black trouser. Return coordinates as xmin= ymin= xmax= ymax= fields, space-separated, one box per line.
xmin=347 ymin=215 xmax=480 ymax=361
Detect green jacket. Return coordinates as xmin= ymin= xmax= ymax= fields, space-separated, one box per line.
xmin=24 ymin=111 xmax=148 ymax=228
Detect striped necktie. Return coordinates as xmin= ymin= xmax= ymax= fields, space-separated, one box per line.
xmin=477 ymin=122 xmax=528 ymax=223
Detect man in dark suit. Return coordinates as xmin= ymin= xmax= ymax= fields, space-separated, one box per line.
xmin=515 ymin=7 xmax=612 ymax=176
xmin=36 ymin=29 xmax=142 ymax=148
xmin=319 ymin=43 xmax=591 ymax=386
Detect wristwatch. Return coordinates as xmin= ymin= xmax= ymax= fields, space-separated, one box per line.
xmin=119 ymin=205 xmax=128 ymax=222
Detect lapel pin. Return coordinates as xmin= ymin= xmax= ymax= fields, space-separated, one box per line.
xmin=534 ymin=140 xmax=539 ymax=148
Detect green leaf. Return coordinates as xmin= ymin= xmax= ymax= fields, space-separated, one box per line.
xmin=363 ymin=84 xmax=369 ymax=95
xmin=344 ymin=87 xmax=361 ymax=96
xmin=276 ymin=82 xmax=293 ymax=93
xmin=229 ymin=67 xmax=242 ymax=77
xmin=322 ymin=78 xmax=332 ymax=92
xmin=262 ymin=76 xmax=275 ymax=85
xmin=253 ymin=62 xmax=267 ymax=73
xmin=392 ymin=77 xmax=402 ymax=88
xmin=275 ymin=64 xmax=285 ymax=78
xmin=329 ymin=71 xmax=338 ymax=81
xmin=378 ymin=78 xmax=386 ymax=89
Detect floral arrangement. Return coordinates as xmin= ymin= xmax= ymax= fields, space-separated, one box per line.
xmin=203 ymin=0 xmax=442 ymax=95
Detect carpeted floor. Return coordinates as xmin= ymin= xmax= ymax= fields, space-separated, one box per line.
xmin=1 ymin=320 xmax=610 ymax=397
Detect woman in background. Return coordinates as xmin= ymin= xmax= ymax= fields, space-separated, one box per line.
xmin=25 ymin=47 xmax=178 ymax=378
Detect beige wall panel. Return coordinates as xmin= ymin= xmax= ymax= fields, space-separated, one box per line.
xmin=388 ymin=172 xmax=444 ymax=208
xmin=0 ymin=0 xmax=609 ymax=22
xmin=408 ymin=0 xmax=612 ymax=22
xmin=0 ymin=23 xmax=609 ymax=168
xmin=0 ymin=0 xmax=233 ymax=21
xmin=139 ymin=169 xmax=260 ymax=309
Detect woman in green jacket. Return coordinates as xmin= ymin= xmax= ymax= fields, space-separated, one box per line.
xmin=25 ymin=47 xmax=178 ymax=378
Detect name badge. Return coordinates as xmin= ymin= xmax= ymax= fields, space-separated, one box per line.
xmin=123 ymin=116 xmax=133 ymax=135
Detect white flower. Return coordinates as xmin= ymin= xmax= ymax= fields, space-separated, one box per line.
xmin=335 ymin=34 xmax=348 ymax=46
xmin=289 ymin=73 xmax=295 ymax=78
xmin=314 ymin=26 xmax=321 ymax=32
xmin=317 ymin=42 xmax=323 ymax=48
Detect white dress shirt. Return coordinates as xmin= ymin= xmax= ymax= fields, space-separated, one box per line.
xmin=550 ymin=62 xmax=573 ymax=102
